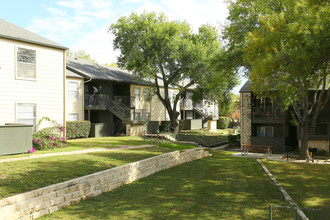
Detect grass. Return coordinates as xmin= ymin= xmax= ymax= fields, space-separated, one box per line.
xmin=0 ymin=136 xmax=195 ymax=160
xmin=0 ymin=137 xmax=197 ymax=199
xmin=262 ymin=160 xmax=330 ymax=219
xmin=41 ymin=151 xmax=289 ymax=219
xmin=0 ymin=147 xmax=173 ymax=199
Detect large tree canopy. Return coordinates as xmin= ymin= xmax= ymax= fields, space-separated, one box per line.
xmin=110 ymin=12 xmax=236 ymax=133
xmin=224 ymin=0 xmax=330 ymax=159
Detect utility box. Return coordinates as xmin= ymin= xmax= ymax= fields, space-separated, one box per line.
xmin=0 ymin=124 xmax=33 ymax=155
xmin=207 ymin=120 xmax=217 ymax=132
xmin=183 ymin=119 xmax=202 ymax=130
xmin=90 ymin=123 xmax=115 ymax=137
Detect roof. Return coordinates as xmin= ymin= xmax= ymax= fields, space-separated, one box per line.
xmin=66 ymin=57 xmax=149 ymax=85
xmin=0 ymin=18 xmax=67 ymax=50
xmin=239 ymin=80 xmax=252 ymax=93
xmin=66 ymin=68 xmax=84 ymax=79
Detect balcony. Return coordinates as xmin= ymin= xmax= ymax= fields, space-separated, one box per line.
xmin=251 ymin=107 xmax=285 ymax=122
xmin=180 ymin=99 xmax=193 ymax=110
xmin=85 ymin=94 xmax=149 ymax=124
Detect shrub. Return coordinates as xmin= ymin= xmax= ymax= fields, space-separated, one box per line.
xmin=146 ymin=121 xmax=160 ymax=134
xmin=66 ymin=121 xmax=91 ymax=139
xmin=228 ymin=134 xmax=240 ymax=148
xmin=160 ymin=121 xmax=171 ymax=133
xmin=217 ymin=117 xmax=230 ymax=129
xmin=32 ymin=117 xmax=67 ymax=151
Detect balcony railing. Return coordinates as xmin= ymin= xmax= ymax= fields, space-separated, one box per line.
xmin=114 ymin=96 xmax=135 ymax=107
xmin=85 ymin=94 xmax=110 ymax=107
xmin=180 ymin=99 xmax=193 ymax=110
xmin=251 ymin=107 xmax=285 ymax=120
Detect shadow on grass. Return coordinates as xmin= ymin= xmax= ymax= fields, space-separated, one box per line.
xmin=0 ymin=148 xmax=169 ymax=198
xmin=41 ymin=151 xmax=288 ymax=219
xmin=262 ymin=160 xmax=330 ymax=219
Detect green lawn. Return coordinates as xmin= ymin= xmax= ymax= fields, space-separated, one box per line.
xmin=0 ymin=136 xmax=195 ymax=160
xmin=0 ymin=137 xmax=197 ymax=198
xmin=41 ymin=151 xmax=288 ymax=219
xmin=263 ymin=160 xmax=330 ymax=219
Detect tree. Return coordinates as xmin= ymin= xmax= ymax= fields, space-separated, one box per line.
xmin=110 ymin=12 xmax=231 ymax=134
xmin=66 ymin=49 xmax=97 ymax=63
xmin=224 ymin=0 xmax=330 ymax=159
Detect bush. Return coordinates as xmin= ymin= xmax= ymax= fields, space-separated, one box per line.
xmin=32 ymin=117 xmax=67 ymax=152
xmin=66 ymin=121 xmax=91 ymax=139
xmin=217 ymin=117 xmax=230 ymax=129
xmin=228 ymin=134 xmax=240 ymax=148
xmin=146 ymin=121 xmax=160 ymax=134
xmin=160 ymin=121 xmax=171 ymax=133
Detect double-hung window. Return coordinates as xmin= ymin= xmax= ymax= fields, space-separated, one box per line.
xmin=144 ymin=88 xmax=150 ymax=101
xmin=16 ymin=103 xmax=36 ymax=128
xmin=68 ymin=82 xmax=79 ymax=100
xmin=16 ymin=47 xmax=36 ymax=80
xmin=257 ymin=126 xmax=274 ymax=137
xmin=134 ymin=88 xmax=140 ymax=102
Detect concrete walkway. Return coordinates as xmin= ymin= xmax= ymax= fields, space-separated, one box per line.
xmin=230 ymin=150 xmax=330 ymax=164
xmin=0 ymin=145 xmax=155 ymax=164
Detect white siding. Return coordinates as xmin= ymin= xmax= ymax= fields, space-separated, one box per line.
xmin=0 ymin=38 xmax=65 ymax=127
xmin=66 ymin=77 xmax=84 ymax=121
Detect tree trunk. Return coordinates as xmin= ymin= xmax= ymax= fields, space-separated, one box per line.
xmin=169 ymin=111 xmax=180 ymax=134
xmin=299 ymin=123 xmax=311 ymax=160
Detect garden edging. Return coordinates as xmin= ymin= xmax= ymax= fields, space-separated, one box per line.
xmin=0 ymin=149 xmax=211 ymax=220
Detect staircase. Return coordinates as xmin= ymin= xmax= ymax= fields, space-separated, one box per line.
xmin=108 ymin=99 xmax=131 ymax=123
xmin=308 ymin=125 xmax=316 ymax=135
xmin=193 ymin=107 xmax=213 ymax=124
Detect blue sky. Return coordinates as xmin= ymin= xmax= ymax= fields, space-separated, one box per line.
xmin=1 ymin=0 xmax=246 ymax=93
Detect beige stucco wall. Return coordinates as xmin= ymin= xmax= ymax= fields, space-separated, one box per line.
xmin=0 ymin=38 xmax=65 ymax=127
xmin=126 ymin=124 xmax=145 ymax=136
xmin=66 ymin=77 xmax=84 ymax=121
xmin=240 ymin=93 xmax=251 ymax=145
xmin=150 ymin=88 xmax=167 ymax=121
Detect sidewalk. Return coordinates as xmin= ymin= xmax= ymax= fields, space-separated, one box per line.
xmin=0 ymin=145 xmax=155 ymax=164
xmin=230 ymin=150 xmax=330 ymax=164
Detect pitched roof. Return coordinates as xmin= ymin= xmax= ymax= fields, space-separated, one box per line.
xmin=66 ymin=68 xmax=84 ymax=79
xmin=66 ymin=57 xmax=149 ymax=85
xmin=239 ymin=80 xmax=252 ymax=93
xmin=0 ymin=18 xmax=67 ymax=50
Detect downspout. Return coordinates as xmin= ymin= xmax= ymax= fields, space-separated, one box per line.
xmin=84 ymin=78 xmax=92 ymax=121
xmin=63 ymin=50 xmax=66 ymax=129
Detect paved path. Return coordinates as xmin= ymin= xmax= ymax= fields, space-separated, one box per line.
xmin=0 ymin=145 xmax=155 ymax=164
xmin=230 ymin=151 xmax=330 ymax=164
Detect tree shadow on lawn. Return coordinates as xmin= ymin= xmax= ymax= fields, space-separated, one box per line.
xmin=0 ymin=149 xmax=168 ymax=198
xmin=41 ymin=151 xmax=288 ymax=220
xmin=262 ymin=160 xmax=330 ymax=219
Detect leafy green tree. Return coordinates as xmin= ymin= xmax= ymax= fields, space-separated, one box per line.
xmin=66 ymin=49 xmax=97 ymax=63
xmin=224 ymin=0 xmax=330 ymax=159
xmin=110 ymin=12 xmax=232 ymax=134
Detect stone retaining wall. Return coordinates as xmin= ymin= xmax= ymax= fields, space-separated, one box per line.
xmin=0 ymin=149 xmax=211 ymax=220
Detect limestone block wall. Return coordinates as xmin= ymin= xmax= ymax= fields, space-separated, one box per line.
xmin=0 ymin=149 xmax=211 ymax=220
xmin=298 ymin=139 xmax=329 ymax=152
xmin=240 ymin=93 xmax=252 ymax=145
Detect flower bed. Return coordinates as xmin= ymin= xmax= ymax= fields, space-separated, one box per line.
xmin=32 ymin=117 xmax=67 ymax=152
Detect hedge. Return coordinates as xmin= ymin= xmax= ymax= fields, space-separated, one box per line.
xmin=217 ymin=117 xmax=230 ymax=129
xmin=66 ymin=121 xmax=91 ymax=139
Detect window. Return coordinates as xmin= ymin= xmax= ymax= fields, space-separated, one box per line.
xmin=68 ymin=82 xmax=79 ymax=100
xmin=16 ymin=47 xmax=36 ymax=79
xmin=134 ymin=112 xmax=141 ymax=121
xmin=144 ymin=88 xmax=150 ymax=101
xmin=134 ymin=88 xmax=140 ymax=102
xmin=257 ymin=126 xmax=273 ymax=137
xmin=17 ymin=103 xmax=36 ymax=128
xmin=68 ymin=113 xmax=79 ymax=121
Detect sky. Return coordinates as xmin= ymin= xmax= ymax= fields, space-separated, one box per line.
xmin=0 ymin=0 xmax=247 ymax=94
